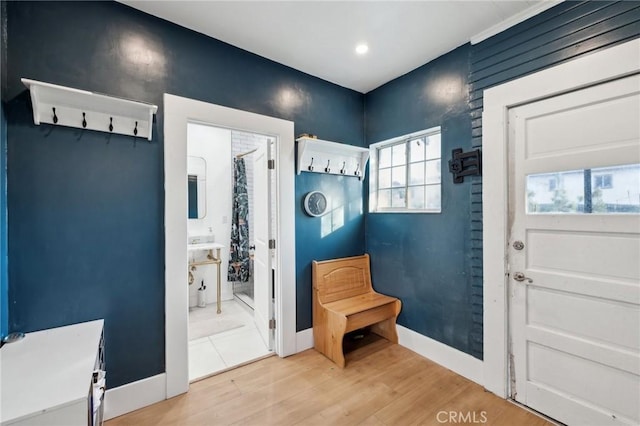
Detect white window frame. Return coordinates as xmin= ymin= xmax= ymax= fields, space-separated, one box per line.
xmin=369 ymin=126 xmax=441 ymax=213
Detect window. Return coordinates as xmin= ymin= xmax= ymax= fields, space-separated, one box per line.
xmin=526 ymin=164 xmax=639 ymax=214
xmin=594 ymin=174 xmax=613 ymax=189
xmin=548 ymin=177 xmax=557 ymax=191
xmin=370 ymin=127 xmax=441 ymax=212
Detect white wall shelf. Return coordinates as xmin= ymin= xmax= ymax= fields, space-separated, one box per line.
xmin=22 ymin=78 xmax=158 ymax=141
xmin=296 ymin=137 xmax=369 ymax=179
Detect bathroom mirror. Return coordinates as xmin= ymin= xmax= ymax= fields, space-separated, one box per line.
xmin=187 ymin=156 xmax=207 ymax=219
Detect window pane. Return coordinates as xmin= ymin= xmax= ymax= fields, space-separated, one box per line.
xmin=425 ymin=133 xmax=441 ymax=160
xmin=378 ymin=189 xmax=391 ymax=208
xmin=392 ymin=143 xmax=406 ymax=166
xmin=594 ymin=174 xmax=613 ymax=189
xmin=378 ymin=168 xmax=391 ymax=189
xmin=409 ymin=163 xmax=425 ymax=185
xmin=408 ymin=186 xmax=425 ymax=209
xmin=410 ymin=138 xmax=425 ymax=163
xmin=379 ymin=147 xmax=391 ymax=168
xmin=391 ymin=166 xmax=406 ymax=187
xmin=526 ymin=164 xmax=640 ymax=214
xmin=425 ymin=159 xmax=441 ymax=184
xmin=370 ymin=128 xmax=442 ymax=213
xmin=391 ymin=188 xmax=406 ymax=208
xmin=425 ymin=185 xmax=441 ymax=211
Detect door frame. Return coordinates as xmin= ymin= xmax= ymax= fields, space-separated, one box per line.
xmin=482 ymin=38 xmax=640 ymax=398
xmin=164 ymin=94 xmax=296 ymax=398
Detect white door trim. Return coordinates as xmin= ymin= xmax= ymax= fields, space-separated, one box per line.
xmin=164 ymin=94 xmax=296 ymax=398
xmin=482 ymin=38 xmax=640 ymax=398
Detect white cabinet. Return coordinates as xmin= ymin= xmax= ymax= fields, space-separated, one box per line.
xmin=0 ymin=320 xmax=105 ymax=426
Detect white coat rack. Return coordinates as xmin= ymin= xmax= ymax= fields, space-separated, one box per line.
xmin=296 ymin=136 xmax=369 ymax=180
xmin=22 ymin=78 xmax=158 ymax=141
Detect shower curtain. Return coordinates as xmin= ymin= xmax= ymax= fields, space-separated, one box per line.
xmin=228 ymin=158 xmax=251 ymax=282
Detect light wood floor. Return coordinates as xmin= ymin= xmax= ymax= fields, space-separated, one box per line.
xmin=107 ymin=336 xmax=551 ymax=426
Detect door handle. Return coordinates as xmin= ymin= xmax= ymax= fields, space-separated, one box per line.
xmin=513 ymin=272 xmax=533 ymax=283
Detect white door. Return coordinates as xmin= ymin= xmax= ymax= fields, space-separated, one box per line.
xmin=508 ymin=74 xmax=640 ymax=425
xmin=253 ymin=142 xmax=273 ymax=350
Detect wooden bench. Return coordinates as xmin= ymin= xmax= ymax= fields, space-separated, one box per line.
xmin=312 ymin=254 xmax=401 ymax=367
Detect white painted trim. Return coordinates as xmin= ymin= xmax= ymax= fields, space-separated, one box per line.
xmin=482 ymin=38 xmax=640 ymax=398
xmin=103 ymin=373 xmax=166 ymax=421
xmin=296 ymin=327 xmax=314 ymax=353
xmin=471 ymin=1 xmax=563 ymax=45
xmin=164 ymin=94 xmax=296 ymax=399
xmin=398 ymin=325 xmax=483 ymax=385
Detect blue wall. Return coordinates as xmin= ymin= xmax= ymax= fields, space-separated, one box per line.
xmin=4 ymin=0 xmax=639 ymax=388
xmin=4 ymin=1 xmax=364 ymax=387
xmin=364 ymin=0 xmax=640 ymax=361
xmin=1 ymin=101 xmax=7 ymax=340
xmin=467 ymin=0 xmax=640 ymax=359
xmin=1 ymin=0 xmax=7 ymax=339
xmin=364 ymin=45 xmax=480 ymax=357
xmin=296 ymin=172 xmax=365 ymax=331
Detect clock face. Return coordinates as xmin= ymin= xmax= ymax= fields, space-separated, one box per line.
xmin=304 ymin=191 xmax=328 ymax=217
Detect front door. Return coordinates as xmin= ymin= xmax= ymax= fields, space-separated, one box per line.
xmin=508 ymin=74 xmax=640 ymax=425
xmin=253 ymin=141 xmax=274 ymax=350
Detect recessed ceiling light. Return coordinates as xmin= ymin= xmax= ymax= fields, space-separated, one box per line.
xmin=355 ymin=44 xmax=369 ymax=55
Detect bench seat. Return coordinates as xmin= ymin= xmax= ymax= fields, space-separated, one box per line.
xmin=312 ymin=254 xmax=401 ymax=367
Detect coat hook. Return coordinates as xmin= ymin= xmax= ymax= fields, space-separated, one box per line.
xmin=82 ymin=112 xmax=87 ymax=128
xmin=134 ymin=121 xmax=138 ymax=136
xmin=308 ymin=157 xmax=314 ymax=172
xmin=109 ymin=117 xmax=113 ymax=132
xmin=340 ymin=161 xmax=346 ymax=174
xmin=355 ymin=162 xmax=361 ymax=176
xmin=52 ymin=107 xmax=58 ymax=124
xmin=325 ymin=159 xmax=331 ymax=173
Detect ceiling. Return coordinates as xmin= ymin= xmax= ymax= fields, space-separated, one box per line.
xmin=120 ymin=1 xmax=551 ymax=93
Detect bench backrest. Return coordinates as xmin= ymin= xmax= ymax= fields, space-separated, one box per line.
xmin=312 ymin=254 xmax=373 ymax=304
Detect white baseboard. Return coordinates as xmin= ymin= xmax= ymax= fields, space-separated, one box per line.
xmin=296 ymin=328 xmax=314 ymax=352
xmin=397 ymin=325 xmax=484 ymax=385
xmin=104 ymin=373 xmax=167 ymax=421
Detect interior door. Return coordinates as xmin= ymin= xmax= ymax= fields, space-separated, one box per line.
xmin=253 ymin=142 xmax=273 ymax=350
xmin=508 ymin=74 xmax=640 ymax=425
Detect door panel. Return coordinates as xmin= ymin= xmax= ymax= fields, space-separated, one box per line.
xmin=526 ymin=230 xmax=640 ymax=280
xmin=527 ymin=286 xmax=640 ymax=352
xmin=253 ymin=143 xmax=272 ymax=350
xmin=523 ymin=76 xmax=640 ymax=160
xmin=528 ymin=343 xmax=639 ymax=421
xmin=509 ymin=74 xmax=640 ymax=425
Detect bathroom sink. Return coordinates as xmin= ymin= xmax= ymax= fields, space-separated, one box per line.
xmin=188 ymin=242 xmax=224 ymax=251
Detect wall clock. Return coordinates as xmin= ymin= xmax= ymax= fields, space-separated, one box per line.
xmin=304 ymin=191 xmax=328 ymax=217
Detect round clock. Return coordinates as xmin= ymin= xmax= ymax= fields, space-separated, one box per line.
xmin=304 ymin=191 xmax=328 ymax=217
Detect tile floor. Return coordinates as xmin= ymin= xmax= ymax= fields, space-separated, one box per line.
xmin=188 ymin=299 xmax=272 ymax=382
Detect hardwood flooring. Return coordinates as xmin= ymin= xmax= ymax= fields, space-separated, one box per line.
xmin=107 ymin=336 xmax=551 ymax=426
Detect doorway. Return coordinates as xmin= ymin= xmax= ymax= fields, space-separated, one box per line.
xmin=507 ymin=75 xmax=639 ymax=424
xmin=186 ymin=124 xmax=276 ymax=381
xmin=164 ymin=94 xmax=296 ymax=398
xmin=483 ymin=38 xmax=640 ymax=424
